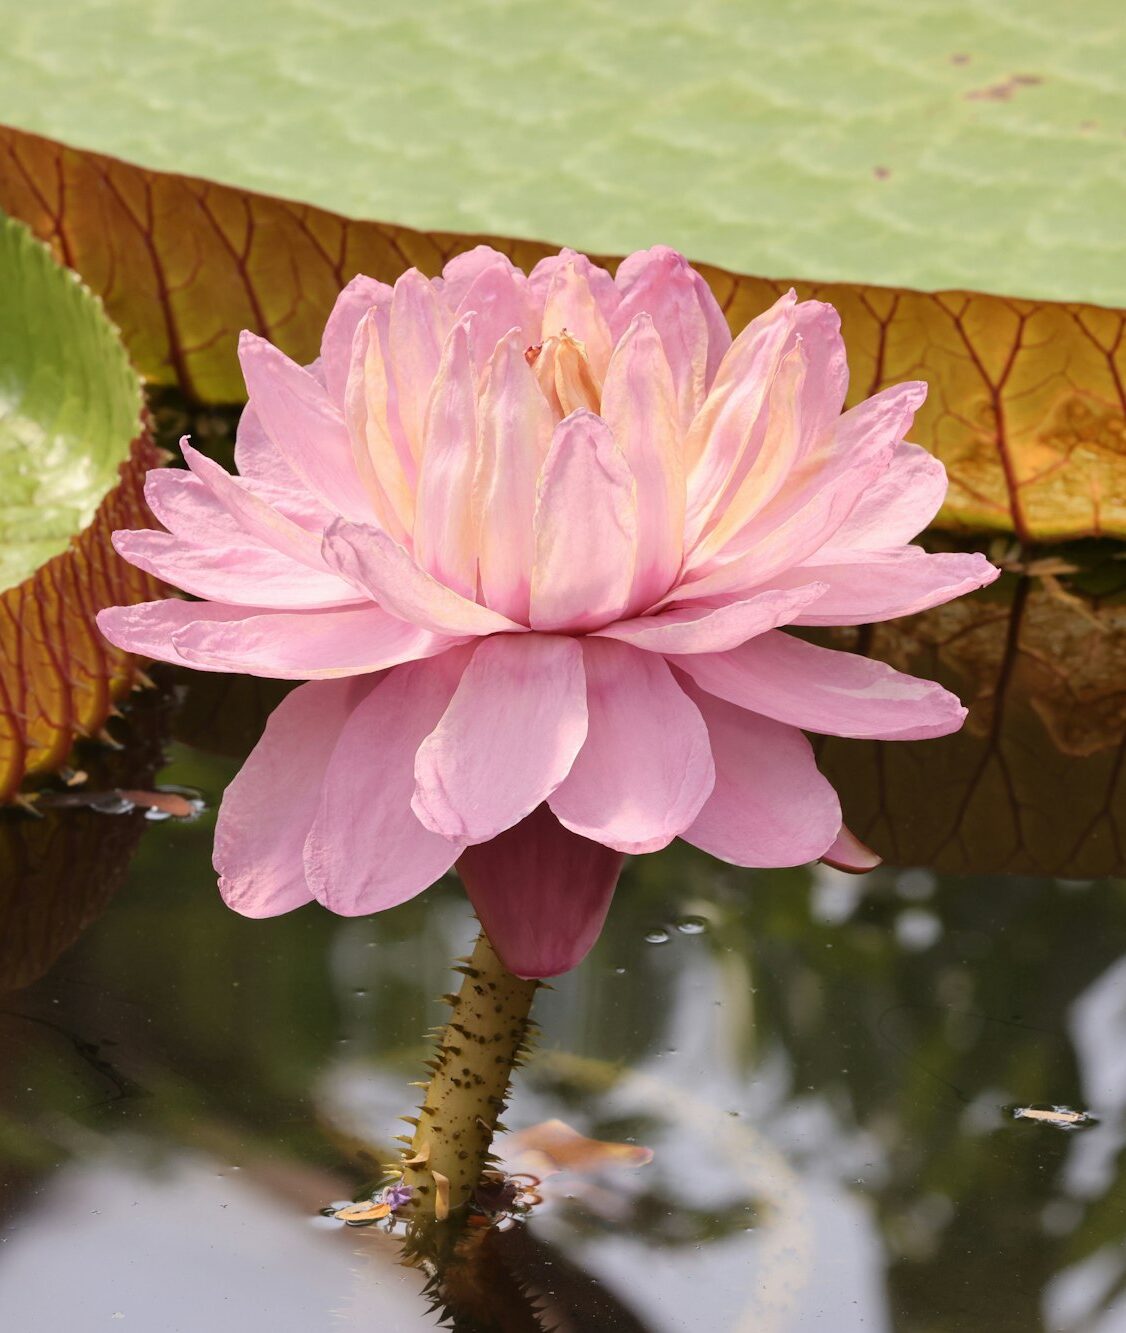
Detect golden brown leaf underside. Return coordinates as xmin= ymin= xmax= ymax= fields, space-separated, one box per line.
xmin=2 ymin=125 xmax=1122 ymax=543
xmin=0 ymin=433 xmax=162 ymax=801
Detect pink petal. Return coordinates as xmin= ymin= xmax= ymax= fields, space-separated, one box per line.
xmin=774 ymin=547 xmax=1000 ymax=626
xmin=180 ymin=441 xmax=328 ymax=572
xmin=548 ymin=639 xmax=714 ymax=853
xmin=540 ymin=256 xmax=616 ymax=380
xmin=613 ymin=246 xmax=731 ymax=429
xmin=676 ymin=676 xmax=842 ymax=866
xmin=528 ymin=249 xmax=619 ymax=323
xmin=388 ymin=269 xmax=448 ymax=463
xmin=453 ymin=261 xmax=538 ymax=369
xmin=412 ymin=634 xmax=588 ymax=843
xmin=476 ymin=330 xmax=555 ymax=622
xmin=672 ymin=630 xmax=967 ymax=740
xmin=216 ymin=677 xmax=367 ymax=917
xmin=412 ymin=317 xmax=480 ymax=598
xmin=170 ymin=604 xmax=458 ymax=679
xmin=344 ymin=305 xmax=416 ymax=542
xmin=238 ymin=332 xmax=372 ymax=522
xmin=820 ymin=826 xmax=882 ymax=873
xmin=457 ymin=804 xmax=624 ymax=978
xmin=600 ymin=315 xmax=685 ymax=611
xmin=683 ymin=290 xmax=798 ymax=534
xmin=304 ymin=651 xmax=472 ymax=915
xmin=529 ymin=410 xmax=638 ymax=633
xmin=97 ymin=599 xmax=270 ymax=671
xmin=829 ymin=440 xmax=949 ymax=549
xmin=320 ymin=274 xmax=390 ymax=402
xmin=594 ymin=583 xmax=827 ymax=654
xmin=321 ymin=520 xmax=522 ymax=637
xmin=440 ymin=246 xmax=519 ymax=310
xmin=145 ymin=468 xmax=245 ymax=544
xmin=111 ymin=528 xmax=362 ymax=609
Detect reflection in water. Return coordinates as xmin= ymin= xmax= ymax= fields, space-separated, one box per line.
xmin=0 ymin=538 xmax=1123 ymax=1328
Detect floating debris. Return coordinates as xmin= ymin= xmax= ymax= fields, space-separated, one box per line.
xmin=29 ymin=783 xmax=205 ymax=821
xmin=328 ymin=1180 xmax=413 ymax=1227
xmin=1009 ymin=1104 xmax=1099 ymax=1131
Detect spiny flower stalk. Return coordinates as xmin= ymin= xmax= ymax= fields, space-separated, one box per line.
xmin=396 ymin=928 xmax=540 ymax=1225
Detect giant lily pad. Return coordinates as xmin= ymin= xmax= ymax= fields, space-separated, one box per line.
xmin=0 ymin=211 xmax=160 ymax=801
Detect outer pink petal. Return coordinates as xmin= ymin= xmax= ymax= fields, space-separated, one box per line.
xmin=97 ymin=599 xmax=272 ymax=671
xmin=180 ymin=441 xmax=328 ymax=573
xmin=821 ymin=826 xmax=882 ymax=873
xmin=321 ymin=520 xmax=522 ymax=637
xmin=145 ymin=468 xmax=245 ymax=544
xmin=170 ymin=604 xmax=458 ymax=679
xmin=775 ymin=547 xmax=1000 ymax=626
xmin=612 ymin=246 xmax=731 ymax=430
xmin=600 ymin=314 xmax=685 ymax=611
xmin=111 ymin=528 xmax=362 ymax=609
xmin=238 ymin=332 xmax=372 ymax=522
xmin=388 ymin=269 xmax=448 ymax=463
xmin=412 ymin=317 xmax=479 ymax=598
xmin=540 ymin=257 xmax=616 ymax=380
xmin=528 ymin=249 xmax=619 ymax=323
xmin=475 ymin=330 xmax=555 ymax=622
xmin=215 ymin=677 xmax=367 ymax=916
xmin=304 ymin=651 xmax=472 ymax=915
xmin=548 ymin=639 xmax=714 ymax=853
xmin=676 ymin=677 xmax=842 ymax=866
xmin=672 ymin=630 xmax=967 ymax=740
xmin=594 ymin=583 xmax=826 ymax=654
xmin=529 ymin=409 xmax=637 ymax=633
xmin=320 ymin=274 xmax=390 ymax=402
xmin=457 ymin=804 xmax=624 ymax=979
xmin=412 ymin=634 xmax=588 ymax=843
xmin=828 ymin=441 xmax=949 ymax=550
xmin=233 ymin=402 xmax=302 ymax=491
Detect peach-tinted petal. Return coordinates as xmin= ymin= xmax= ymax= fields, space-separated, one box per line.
xmin=594 ymin=583 xmax=826 ymax=653
xmin=111 ymin=528 xmax=362 ymax=609
xmin=304 ymin=650 xmax=472 ymax=915
xmin=775 ymin=547 xmax=1000 ymax=625
xmin=475 ymin=330 xmax=554 ymax=622
xmin=389 ymin=268 xmax=448 ymax=463
xmin=457 ymin=804 xmax=624 ymax=979
xmin=216 ymin=677 xmax=368 ymax=917
xmin=530 ymin=333 xmax=602 ymax=419
xmin=412 ymin=634 xmax=588 ymax=843
xmin=171 ymin=604 xmax=457 ymax=679
xmin=529 ymin=249 xmax=619 ymax=322
xmin=672 ymin=630 xmax=967 ymax=740
xmin=677 ymin=676 xmax=842 ymax=866
xmin=344 ymin=305 xmax=416 ymax=542
xmin=413 ymin=317 xmax=479 ymax=598
xmin=321 ymin=519 xmax=522 ymax=637
xmin=613 ymin=245 xmax=731 ymax=429
xmin=320 ymin=273 xmax=390 ymax=401
xmin=540 ymin=256 xmax=616 ymax=380
xmin=829 ymin=440 xmax=948 ymax=550
xmin=683 ymin=290 xmax=798 ymax=532
xmin=548 ymin=639 xmax=714 ymax=853
xmin=821 ymin=826 xmax=882 ymax=873
xmin=600 ymin=314 xmax=684 ymax=611
xmin=237 ymin=332 xmax=372 ymax=523
xmin=529 ymin=410 xmax=637 ymax=633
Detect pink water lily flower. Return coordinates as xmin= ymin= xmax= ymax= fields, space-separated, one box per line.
xmin=98 ymin=245 xmax=998 ymax=978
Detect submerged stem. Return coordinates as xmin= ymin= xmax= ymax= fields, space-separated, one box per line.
xmin=398 ymin=928 xmax=539 ymax=1223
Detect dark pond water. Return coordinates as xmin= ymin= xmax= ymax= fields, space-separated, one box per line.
xmin=1 ymin=527 xmax=1124 ymax=1330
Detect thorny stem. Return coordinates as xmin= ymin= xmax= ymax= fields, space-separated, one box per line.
xmin=396 ymin=929 xmax=540 ymax=1225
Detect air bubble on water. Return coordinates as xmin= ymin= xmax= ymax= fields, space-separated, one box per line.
xmin=675 ymin=916 xmax=708 ymax=935
xmin=644 ymin=929 xmax=670 ymax=945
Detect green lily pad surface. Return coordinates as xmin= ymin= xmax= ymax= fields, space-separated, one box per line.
xmin=0 ymin=0 xmax=1121 ymax=306
xmin=0 ymin=213 xmax=141 ymax=592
